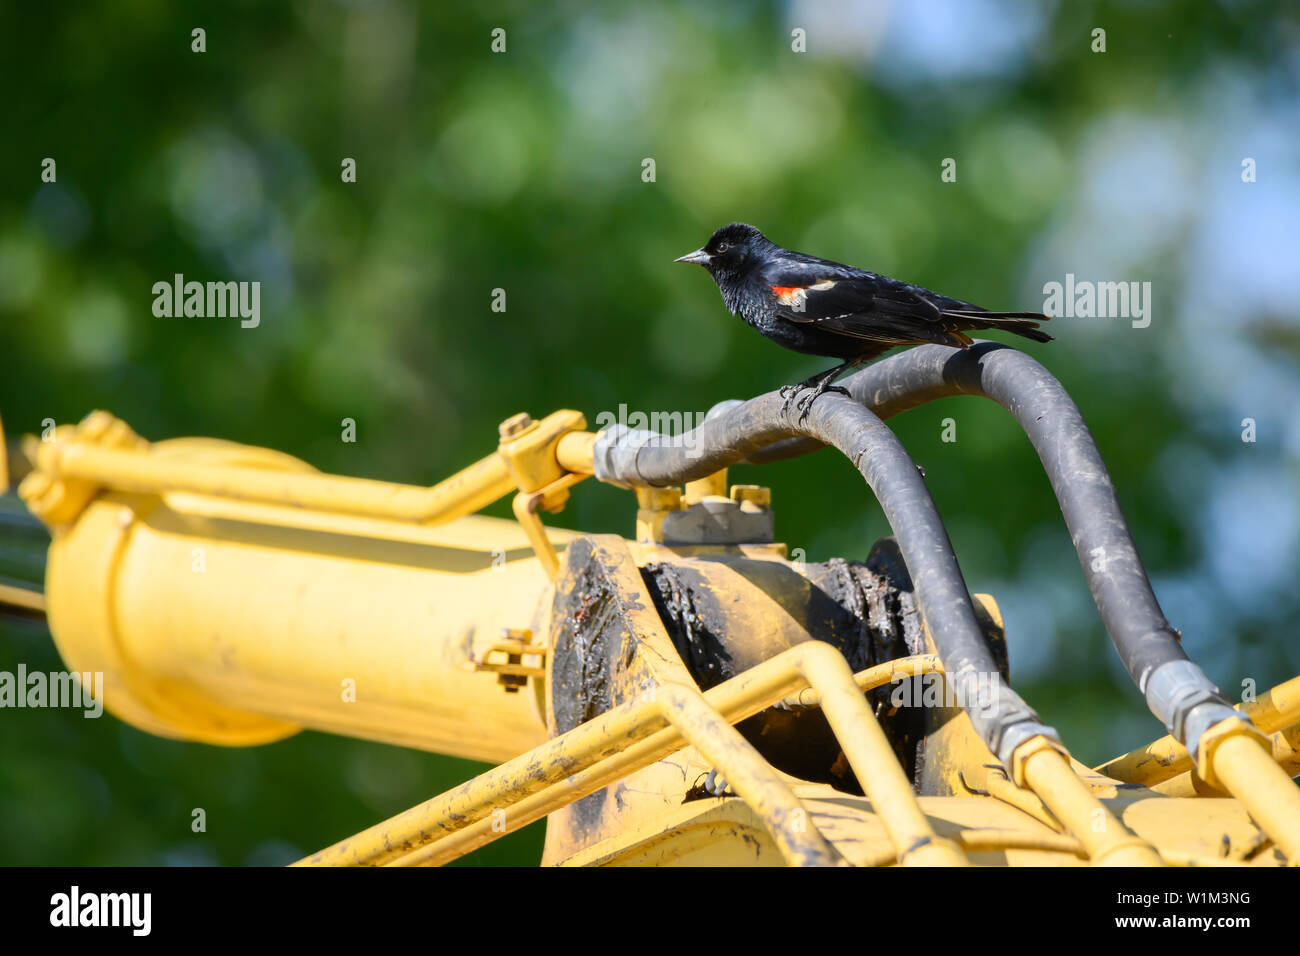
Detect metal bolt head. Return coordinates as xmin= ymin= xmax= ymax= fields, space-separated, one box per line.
xmin=498 ymin=412 xmax=534 ymax=441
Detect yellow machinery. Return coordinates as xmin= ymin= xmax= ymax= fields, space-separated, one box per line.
xmin=3 ymin=343 xmax=1299 ymax=867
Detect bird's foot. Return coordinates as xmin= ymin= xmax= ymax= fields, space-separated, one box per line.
xmin=778 ymin=380 xmax=808 ymax=409
xmin=783 ymin=381 xmax=851 ymax=422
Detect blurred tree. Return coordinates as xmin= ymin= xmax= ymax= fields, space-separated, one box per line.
xmin=1 ymin=0 xmax=1297 ymax=864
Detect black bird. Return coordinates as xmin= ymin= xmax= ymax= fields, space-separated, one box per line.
xmin=675 ymin=223 xmax=1051 ymax=417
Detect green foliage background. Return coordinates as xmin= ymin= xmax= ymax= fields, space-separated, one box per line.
xmin=2 ymin=0 xmax=1298 ymax=865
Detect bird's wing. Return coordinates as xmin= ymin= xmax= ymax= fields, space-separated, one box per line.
xmin=759 ymin=260 xmax=947 ymax=343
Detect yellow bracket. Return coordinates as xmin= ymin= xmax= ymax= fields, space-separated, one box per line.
xmin=494 ymin=410 xmax=593 ymax=579
xmin=511 ymin=472 xmax=587 ymax=581
xmin=496 ymin=410 xmax=587 ymax=493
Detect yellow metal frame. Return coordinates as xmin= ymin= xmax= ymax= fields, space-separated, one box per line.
xmin=9 ymin=408 xmax=1300 ymax=867
xmin=297 ymin=645 xmax=967 ymax=867
xmin=18 ymin=409 xmax=594 ymax=530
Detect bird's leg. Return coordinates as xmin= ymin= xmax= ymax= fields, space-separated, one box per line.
xmin=782 ymin=359 xmax=863 ymax=421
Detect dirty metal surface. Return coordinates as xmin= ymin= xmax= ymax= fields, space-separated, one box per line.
xmin=639 ymin=537 xmax=1009 ymax=787
xmin=545 ymin=534 xmax=704 ymax=860
xmin=544 ymin=534 xmax=1012 ymax=860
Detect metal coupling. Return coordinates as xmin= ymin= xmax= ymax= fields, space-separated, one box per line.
xmin=1144 ymin=659 xmax=1244 ymax=754
xmin=591 ymin=425 xmax=659 ymax=489
xmin=946 ymin=668 xmax=1060 ymax=765
xmin=996 ymin=719 xmax=1063 ymax=769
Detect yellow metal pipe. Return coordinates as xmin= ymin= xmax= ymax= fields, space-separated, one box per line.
xmin=796 ymin=643 xmax=967 ymax=866
xmin=325 ymin=644 xmax=963 ymax=868
xmin=51 ymin=440 xmax=515 ymax=526
xmin=395 ymin=721 xmax=703 ymax=866
xmin=827 ymin=827 xmax=1089 ymax=868
xmin=689 ymin=645 xmax=964 ymax=867
xmin=1158 ymin=850 xmax=1252 ymax=867
xmin=983 ymin=771 xmax=1064 ymax=833
xmin=307 ymin=670 xmax=845 ymax=867
xmin=555 ymin=430 xmax=596 ymax=475
xmin=1014 ymin=736 xmax=1164 ymax=866
xmin=653 ymin=684 xmax=841 ymax=866
xmin=1202 ymin=726 xmax=1300 ymax=864
xmin=1097 ymin=681 xmax=1300 ymax=862
xmin=510 ymin=473 xmax=587 ymax=582
xmin=513 ymin=492 xmax=561 ymax=580
xmin=1097 ymin=675 xmax=1300 ymax=786
xmin=1248 ymin=676 xmax=1300 ymax=732
xmin=955 ymin=829 xmax=1085 ymax=858
xmin=310 ymin=673 xmax=842 ymax=867
xmin=394 ymin=681 xmax=845 ymax=867
xmin=782 ymin=653 xmax=942 ymax=708
xmin=1155 ymin=728 xmax=1300 ymax=797
xmin=299 ymin=691 xmax=692 ymax=866
xmin=0 ymin=581 xmax=45 ymax=615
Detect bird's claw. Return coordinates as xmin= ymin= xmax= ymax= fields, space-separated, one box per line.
xmin=782 ymin=382 xmax=851 ymax=422
xmin=779 ymin=383 xmax=806 ymax=416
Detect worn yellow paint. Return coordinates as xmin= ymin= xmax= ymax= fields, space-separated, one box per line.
xmin=552 ymin=788 xmax=1281 ymax=868
xmin=325 ymin=644 xmax=967 ymax=868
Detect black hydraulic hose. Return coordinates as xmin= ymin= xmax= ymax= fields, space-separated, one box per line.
xmin=744 ymin=341 xmax=1192 ymax=694
xmin=739 ymin=342 xmax=1242 ymax=751
xmin=592 ymin=387 xmax=1055 ymax=762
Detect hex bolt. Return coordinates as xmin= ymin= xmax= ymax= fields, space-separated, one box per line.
xmin=498 ymin=413 xmax=535 ymax=442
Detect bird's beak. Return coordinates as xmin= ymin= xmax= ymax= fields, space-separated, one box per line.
xmin=674 ymin=248 xmax=711 ymax=265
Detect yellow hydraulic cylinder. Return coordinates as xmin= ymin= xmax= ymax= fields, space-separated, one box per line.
xmin=29 ymin=434 xmax=566 ymax=763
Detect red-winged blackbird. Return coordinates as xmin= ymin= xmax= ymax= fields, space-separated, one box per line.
xmin=676 ymin=223 xmax=1051 ymax=417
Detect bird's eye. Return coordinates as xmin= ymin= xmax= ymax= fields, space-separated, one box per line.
xmin=716 ymin=242 xmax=729 ymax=253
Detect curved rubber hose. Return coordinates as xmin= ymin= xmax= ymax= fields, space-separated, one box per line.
xmin=593 ymin=388 xmax=1051 ymax=759
xmin=743 ymin=341 xmax=1190 ymax=694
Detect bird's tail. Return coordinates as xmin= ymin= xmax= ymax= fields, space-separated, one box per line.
xmin=941 ymin=309 xmax=1053 ymax=344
